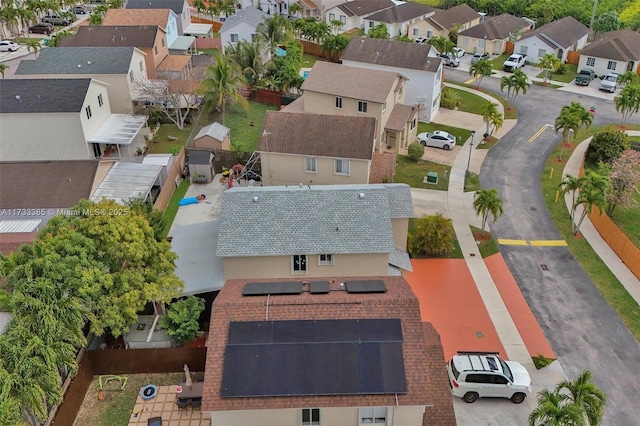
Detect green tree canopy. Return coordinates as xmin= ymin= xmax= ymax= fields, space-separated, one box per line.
xmin=407 ymin=141 xmax=425 ymax=161
xmin=473 ymin=188 xmax=504 ymax=236
xmin=160 ymin=296 xmax=206 ymax=344
xmin=408 ymin=214 xmax=455 ymax=257
xmin=585 ymin=126 xmax=630 ymax=165
xmin=368 ymin=22 xmax=389 ymax=39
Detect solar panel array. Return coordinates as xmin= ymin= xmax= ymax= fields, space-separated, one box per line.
xmin=221 ymin=319 xmax=407 ymax=398
xmin=242 ymin=282 xmax=303 ymax=296
xmin=345 ymin=280 xmax=387 ymax=293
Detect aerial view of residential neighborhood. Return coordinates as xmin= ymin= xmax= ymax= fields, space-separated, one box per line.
xmin=2 ymin=0 xmax=640 ymax=424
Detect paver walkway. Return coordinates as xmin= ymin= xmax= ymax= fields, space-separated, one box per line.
xmin=128 ymin=385 xmax=210 ymax=426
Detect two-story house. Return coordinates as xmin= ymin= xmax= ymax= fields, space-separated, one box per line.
xmin=364 ymin=2 xmax=436 ymax=38
xmin=409 ymin=3 xmax=480 ymax=41
xmin=578 ymin=30 xmax=640 ymax=77
xmin=513 ymin=16 xmax=589 ymax=64
xmin=0 ymin=79 xmax=148 ymax=161
xmin=125 ymin=0 xmax=191 ymax=34
xmin=259 ymin=0 xmax=288 ymax=16
xmin=324 ymin=0 xmax=395 ymax=32
xmin=290 ymin=0 xmax=344 ymax=20
xmin=341 ymin=37 xmax=442 ymax=123
xmin=220 ymin=7 xmax=268 ymax=55
xmin=217 ymin=183 xmax=414 ymax=280
xmin=297 ymin=61 xmax=418 ymax=154
xmin=14 ymin=47 xmax=148 ymax=114
xmin=457 ymin=13 xmax=533 ymax=56
xmin=257 ymin=111 xmax=377 ymax=185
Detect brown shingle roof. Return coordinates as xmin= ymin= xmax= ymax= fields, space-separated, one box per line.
xmin=102 ymin=8 xmax=171 ymax=28
xmin=301 ymin=62 xmax=404 ymax=103
xmin=424 ymin=4 xmax=480 ymax=32
xmin=519 ymin=16 xmax=589 ymax=49
xmin=157 ymin=54 xmax=190 ymax=71
xmin=59 ymin=25 xmax=163 ymax=48
xmin=366 ymin=2 xmax=435 ymax=24
xmin=385 ymin=104 xmax=416 ymax=131
xmin=342 ymin=37 xmax=441 ymax=72
xmin=336 ymin=0 xmax=395 ymax=17
xmin=458 ymin=13 xmax=531 ymax=40
xmin=0 ymin=160 xmax=99 ymax=209
xmin=580 ymin=29 xmax=640 ymax=61
xmin=202 ymin=276 xmax=455 ymax=424
xmin=257 ymin=111 xmax=376 ymax=160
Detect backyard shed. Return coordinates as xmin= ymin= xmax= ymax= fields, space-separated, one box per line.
xmin=188 ymin=150 xmax=215 ymax=184
xmin=193 ymin=122 xmax=230 ymax=151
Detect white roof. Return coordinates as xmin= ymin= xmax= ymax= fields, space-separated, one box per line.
xmin=195 ymin=122 xmax=230 ymax=141
xmin=87 ymin=114 xmax=148 ymax=145
xmin=169 ymin=35 xmax=196 ymax=51
xmin=0 ymin=219 xmax=42 ymax=233
xmin=91 ymin=161 xmax=162 ymax=204
xmin=142 ymin=153 xmax=173 ymax=167
xmin=184 ymin=23 xmax=212 ymax=36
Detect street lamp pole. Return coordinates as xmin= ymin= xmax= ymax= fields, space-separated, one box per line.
xmin=465 ymin=131 xmax=476 ymax=189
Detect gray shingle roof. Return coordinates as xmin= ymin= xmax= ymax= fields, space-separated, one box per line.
xmin=258 ymin=111 xmax=376 ymax=160
xmin=125 ymin=0 xmax=186 ymax=14
xmin=216 ymin=184 xmax=413 ymax=257
xmin=301 ymin=61 xmax=404 ymax=103
xmin=341 ymin=37 xmax=441 ymax=72
xmin=15 ymin=47 xmax=138 ymax=76
xmin=189 ymin=150 xmax=213 ymax=164
xmin=424 ymin=4 xmax=480 ymax=31
xmin=336 ymin=0 xmax=395 ymax=17
xmin=220 ymin=7 xmax=267 ymax=32
xmin=366 ymin=2 xmax=435 ymax=24
xmin=580 ymin=29 xmax=640 ymax=61
xmin=59 ymin=25 xmax=161 ymax=48
xmin=458 ymin=13 xmax=531 ymax=40
xmin=0 ymin=79 xmax=91 ymax=113
xmin=518 ymin=16 xmax=589 ymax=49
xmin=195 ymin=122 xmax=230 ymax=141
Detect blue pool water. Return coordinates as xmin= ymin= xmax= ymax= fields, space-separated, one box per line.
xmin=303 ymin=70 xmax=310 ymax=79
xmin=275 ymin=47 xmax=286 ymax=57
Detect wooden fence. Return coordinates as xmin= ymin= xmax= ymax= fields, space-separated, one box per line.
xmin=251 ymin=88 xmax=282 ymax=105
xmin=566 ymin=50 xmax=580 ymax=65
xmin=153 ymin=147 xmax=186 ymax=212
xmin=505 ymin=41 xmax=514 ymax=54
xmin=191 ymin=15 xmax=223 ymax=32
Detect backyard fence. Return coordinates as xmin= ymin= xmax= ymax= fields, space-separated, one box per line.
xmin=566 ymin=50 xmax=580 ymax=65
xmin=153 ymin=147 xmax=186 ymax=212
xmin=191 ymin=16 xmax=223 ymax=32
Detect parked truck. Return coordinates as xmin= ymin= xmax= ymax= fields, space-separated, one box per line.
xmin=503 ymin=54 xmax=527 ymax=72
xmin=575 ymin=69 xmax=596 ymax=85
xmin=600 ymin=73 xmax=620 ymax=93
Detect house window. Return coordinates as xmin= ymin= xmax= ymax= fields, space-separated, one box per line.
xmin=154 ymin=46 xmax=158 ymax=55
xmin=359 ymin=407 xmax=387 ymax=424
xmin=335 ymin=159 xmax=350 ymax=175
xmin=335 ymin=96 xmax=342 ymax=109
xmin=251 ymin=33 xmax=257 ymax=41
xmin=329 ymin=13 xmax=335 ymax=21
xmin=537 ymin=48 xmax=546 ymax=57
xmin=230 ymin=34 xmax=239 ymax=42
xmin=318 ymin=254 xmax=333 ymax=265
xmin=426 ymin=30 xmax=432 ymax=38
xmin=305 ymin=157 xmax=317 ymax=173
xmin=292 ymin=255 xmax=307 ymax=274
xmin=607 ymin=61 xmax=617 ymax=70
xmin=586 ymin=57 xmax=595 ymax=66
xmin=369 ymin=21 xmax=374 ymax=28
xmin=85 ymin=105 xmax=92 ymax=119
xmin=382 ymin=101 xmax=386 ymax=112
xmin=162 ymin=38 xmax=165 ymax=47
xmin=433 ymin=95 xmax=439 ymax=108
xmin=410 ymin=118 xmax=416 ymax=131
xmin=412 ymin=27 xmax=418 ymax=36
xmin=520 ymin=45 xmax=528 ymax=55
xmin=340 ymin=15 xmax=346 ymax=24
xmin=462 ymin=36 xmax=469 ymax=46
xmin=98 ymin=94 xmax=103 ymax=107
xmin=139 ymin=60 xmax=144 ymax=72
xmin=130 ymin=70 xmax=134 ymax=82
xmin=301 ymin=408 xmax=320 ymax=425
xmin=357 ymin=101 xmax=367 ymax=113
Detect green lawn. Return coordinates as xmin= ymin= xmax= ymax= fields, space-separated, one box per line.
xmin=161 ymin=180 xmax=190 ymax=239
xmin=472 ymin=226 xmax=500 ymax=258
xmin=341 ymin=28 xmax=364 ymax=39
xmin=418 ymin=122 xmax=472 ymax=146
xmin=393 ymin=155 xmax=451 ymax=190
xmin=609 ymin=192 xmax=640 ymax=247
xmin=445 ymin=80 xmax=517 ymax=120
xmin=302 ymin=53 xmax=324 ymax=67
xmin=541 ymin=124 xmax=640 ymax=342
xmin=209 ymin=101 xmax=278 ymax=152
xmin=491 ymin=53 xmax=510 ymax=70
xmin=535 ymin=63 xmax=578 ymax=83
xmin=445 ymin=87 xmax=490 ymax=115
xmin=148 ymin=124 xmax=194 ymax=154
xmin=532 ymin=81 xmax=563 ymax=89
xmin=465 ymin=171 xmax=480 ymax=192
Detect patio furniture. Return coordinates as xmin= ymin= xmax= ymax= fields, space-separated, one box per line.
xmin=148 ymin=417 xmax=162 ymax=426
xmin=176 ymin=381 xmax=203 ymax=399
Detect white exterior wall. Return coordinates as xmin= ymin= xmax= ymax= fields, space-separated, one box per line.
xmin=81 ymin=80 xmax=113 ymax=141
xmin=341 ymin=59 xmax=441 ymax=122
xmin=515 ymin=33 xmax=589 ymax=64
xmin=577 ymin=55 xmax=631 ymax=78
xmin=220 ymin=20 xmax=259 ymax=54
xmin=210 ymin=405 xmax=426 ymax=426
xmin=177 ymin=0 xmax=191 ymax=34
xmin=325 ymin=7 xmax=359 ymax=32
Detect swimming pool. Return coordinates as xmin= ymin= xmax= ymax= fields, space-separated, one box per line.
xmin=303 ymin=70 xmax=310 ymax=79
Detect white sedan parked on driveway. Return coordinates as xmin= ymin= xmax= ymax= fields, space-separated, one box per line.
xmin=0 ymin=40 xmax=19 ymax=52
xmin=417 ymin=130 xmax=457 ymax=150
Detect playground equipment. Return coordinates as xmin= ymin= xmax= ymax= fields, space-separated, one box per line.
xmin=98 ymin=375 xmax=128 ymax=391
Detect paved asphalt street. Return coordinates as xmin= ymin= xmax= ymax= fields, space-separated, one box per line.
xmin=446 ymin=70 xmax=640 ymax=425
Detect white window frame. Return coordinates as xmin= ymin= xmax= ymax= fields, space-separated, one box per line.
xmin=329 ymin=13 xmax=335 ymax=21
xmin=334 ymin=158 xmax=350 ymax=175
xmin=359 ymin=407 xmax=388 ymax=424
xmin=520 ymin=45 xmax=528 ymax=55
xmin=412 ymin=27 xmax=418 ymax=36
xmin=292 ymin=255 xmax=308 ymax=274
xmin=130 ymin=70 xmax=134 ymax=82
xmin=98 ymin=94 xmax=103 ymax=107
xmin=537 ymin=48 xmax=546 ymax=58
xmin=85 ymin=105 xmax=92 ymax=119
xmin=340 ymin=15 xmax=346 ymax=24
xmin=426 ymin=30 xmax=432 ymax=38
xmin=305 ymin=156 xmax=317 ymax=173
xmin=139 ymin=60 xmax=144 ymax=72
xmin=357 ymin=100 xmax=367 ymax=113
xmin=410 ymin=118 xmax=416 ymax=131
xmin=301 ymin=408 xmax=320 ymax=425
xmin=230 ymin=33 xmax=239 ymax=42
xmin=251 ymin=33 xmax=257 ymax=41
xmin=586 ymin=57 xmax=595 ymax=66
xmin=607 ymin=60 xmax=617 ymax=70
xmin=154 ymin=46 xmax=158 ymax=55
xmin=318 ymin=254 xmax=333 ymax=265
xmin=335 ymin=96 xmax=342 ymax=109
xmin=462 ymin=36 xmax=469 ymax=46
xmin=382 ymin=101 xmax=386 ymax=112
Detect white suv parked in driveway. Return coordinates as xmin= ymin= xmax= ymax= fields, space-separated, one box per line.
xmin=447 ymin=351 xmax=532 ymax=404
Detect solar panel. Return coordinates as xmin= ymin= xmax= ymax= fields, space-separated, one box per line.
xmin=242 ymin=282 xmax=303 ymax=296
xmin=358 ymin=318 xmax=403 ymax=342
xmin=227 ymin=321 xmax=272 ymax=344
xmin=345 ymin=280 xmax=387 ymax=293
xmin=273 ymin=320 xmax=315 ymax=343
xmin=315 ymin=319 xmax=359 ymax=342
xmin=309 ymin=281 xmax=330 ymax=294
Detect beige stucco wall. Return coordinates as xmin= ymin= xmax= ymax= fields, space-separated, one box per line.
xmin=210 ymin=405 xmax=426 ymax=426
xmin=411 ymin=16 xmax=480 ymax=40
xmin=223 ymin=253 xmax=389 ymax=280
xmin=153 ymin=29 xmax=170 ymax=69
xmin=392 ymin=217 xmax=409 ymax=250
xmin=458 ymin=36 xmax=505 ymax=56
xmin=81 ymin=80 xmax=113 ymax=141
xmin=260 ymin=152 xmax=370 ymax=186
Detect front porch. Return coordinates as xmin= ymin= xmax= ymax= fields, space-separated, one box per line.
xmin=88 ymin=114 xmax=149 ymax=160
xmin=383 ymin=104 xmax=419 ymax=155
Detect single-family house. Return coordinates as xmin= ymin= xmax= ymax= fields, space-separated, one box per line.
xmin=125 ymin=0 xmax=192 ymax=35
xmin=364 ymin=3 xmax=436 ymax=38
xmin=290 ymin=0 xmax=344 ymax=20
xmin=257 ymin=111 xmax=377 ymax=185
xmin=59 ymin=26 xmax=169 ymax=79
xmin=194 ymin=122 xmax=231 ymax=151
xmin=0 ymin=79 xmax=148 ymax=161
xmin=219 ymin=7 xmax=268 ymax=55
xmin=513 ymin=16 xmax=589 ymax=64
xmin=324 ymin=0 xmax=395 ymax=32
xmin=216 ymin=183 xmax=414 ymax=279
xmin=578 ymin=29 xmax=640 ymax=77
xmin=202 ymin=276 xmax=457 ymax=426
xmin=259 ymin=0 xmax=289 ymax=16
xmin=341 ymin=37 xmax=442 ymax=122
xmin=102 ymin=8 xmax=196 ymax=54
xmin=14 ymin=47 xmax=148 ymax=114
xmin=409 ymin=3 xmax=480 ymax=41
xmin=457 ymin=13 xmax=533 ymax=56
xmin=297 ymin=61 xmax=419 ymax=155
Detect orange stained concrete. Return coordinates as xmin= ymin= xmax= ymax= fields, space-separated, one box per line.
xmin=484 ymin=253 xmax=556 ymax=359
xmin=407 ymin=259 xmax=507 ymax=360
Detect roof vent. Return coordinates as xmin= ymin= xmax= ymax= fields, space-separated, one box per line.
xmin=252 ymin=196 xmax=259 ymax=202
xmin=77 ymin=64 xmax=82 ymax=68
xmin=15 ymin=95 xmax=20 ymax=100
xmin=87 ymin=60 xmax=91 ymax=65
xmin=358 ymin=192 xmax=365 ymax=199
xmin=299 ymin=183 xmax=303 ymax=188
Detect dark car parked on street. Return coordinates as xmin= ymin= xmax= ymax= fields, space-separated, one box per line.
xmin=29 ymin=22 xmax=55 ymax=34
xmin=72 ymin=5 xmax=89 ymax=14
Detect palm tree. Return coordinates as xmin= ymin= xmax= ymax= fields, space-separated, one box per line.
xmin=229 ymin=40 xmax=272 ymax=87
xmin=408 ymin=213 xmax=455 ymax=257
xmin=15 ymin=7 xmax=36 ymax=39
xmin=614 ymin=84 xmax=640 ymax=123
xmin=257 ymin=14 xmax=290 ymax=56
xmin=48 ymin=29 xmax=71 ymax=47
xmin=480 ymin=101 xmax=500 ymax=137
xmin=26 ymin=38 xmax=40 ymax=58
xmin=288 ymin=2 xmax=303 ymax=18
xmin=555 ymin=370 xmax=607 ymax=426
xmin=428 ymin=35 xmax=450 ymax=54
xmin=538 ymin=53 xmax=561 ymax=82
xmin=616 ymin=70 xmax=640 ymax=87
xmin=200 ymin=51 xmax=249 ymax=125
xmin=572 ymin=172 xmax=609 ymax=235
xmin=500 ymin=69 xmax=529 ymax=105
xmin=473 ymin=188 xmax=504 ymax=236
xmin=554 ymin=102 xmax=592 ymax=160
xmin=0 ymin=63 xmax=9 ymax=79
xmin=529 ymin=389 xmax=587 ymax=426
xmin=560 ymin=174 xmax=584 ymax=219
xmin=469 ymin=58 xmax=492 ymax=89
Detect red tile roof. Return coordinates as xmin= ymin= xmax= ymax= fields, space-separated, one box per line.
xmin=202 ymin=276 xmax=456 ymax=425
